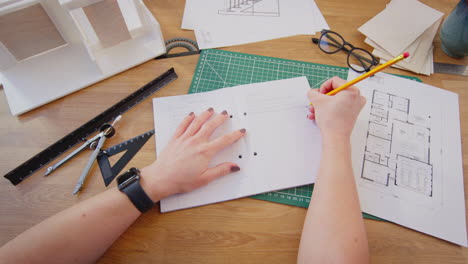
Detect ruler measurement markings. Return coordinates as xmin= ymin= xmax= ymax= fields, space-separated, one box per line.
xmin=4 ymin=68 xmax=177 ymax=185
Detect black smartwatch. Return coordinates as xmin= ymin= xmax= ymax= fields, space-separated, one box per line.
xmin=117 ymin=168 xmax=154 ymax=213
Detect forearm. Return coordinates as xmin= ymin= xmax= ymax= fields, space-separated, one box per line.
xmin=0 ymin=108 xmax=245 ymax=264
xmin=0 ymin=180 xmax=151 ymax=264
xmin=298 ymin=136 xmax=369 ymax=264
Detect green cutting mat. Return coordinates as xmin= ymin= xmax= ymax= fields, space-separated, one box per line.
xmin=188 ymin=49 xmax=421 ymax=221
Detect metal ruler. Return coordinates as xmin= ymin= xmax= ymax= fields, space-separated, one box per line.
xmin=4 ymin=68 xmax=178 ymax=185
xmin=434 ymin=62 xmax=468 ymax=76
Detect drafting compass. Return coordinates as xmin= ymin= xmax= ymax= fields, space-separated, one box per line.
xmin=45 ymin=116 xmax=122 ymax=194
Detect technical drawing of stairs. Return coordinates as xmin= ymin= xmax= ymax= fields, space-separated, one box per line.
xmin=218 ymin=0 xmax=280 ymax=17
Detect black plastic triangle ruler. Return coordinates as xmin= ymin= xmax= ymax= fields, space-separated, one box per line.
xmin=4 ymin=68 xmax=177 ymax=185
xmin=97 ymin=129 xmax=155 ymax=186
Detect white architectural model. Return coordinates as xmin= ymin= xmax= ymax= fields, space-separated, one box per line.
xmin=0 ymin=0 xmax=166 ymax=115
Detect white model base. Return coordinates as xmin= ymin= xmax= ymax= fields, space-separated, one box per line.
xmin=0 ymin=0 xmax=166 ymax=116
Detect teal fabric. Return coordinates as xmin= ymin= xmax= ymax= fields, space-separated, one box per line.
xmin=440 ymin=0 xmax=468 ymax=58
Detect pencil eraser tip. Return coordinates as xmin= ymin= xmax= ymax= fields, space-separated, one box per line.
xmin=403 ymin=52 xmax=410 ymax=58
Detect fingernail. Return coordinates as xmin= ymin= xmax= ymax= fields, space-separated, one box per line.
xmin=221 ymin=110 xmax=228 ymax=115
xmin=230 ymin=166 xmax=240 ymax=172
xmin=207 ymin=107 xmax=214 ymax=112
xmin=240 ymin=128 xmax=246 ymax=133
xmin=188 ymin=112 xmax=194 ymax=116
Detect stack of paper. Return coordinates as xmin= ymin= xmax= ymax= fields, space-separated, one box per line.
xmin=182 ymin=0 xmax=328 ymax=49
xmin=358 ymin=0 xmax=443 ymax=75
xmin=153 ymin=77 xmax=322 ymax=212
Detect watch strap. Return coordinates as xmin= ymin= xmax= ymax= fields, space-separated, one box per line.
xmin=121 ymin=180 xmax=154 ymax=213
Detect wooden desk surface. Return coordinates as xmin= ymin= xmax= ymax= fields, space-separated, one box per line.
xmin=1 ymin=0 xmax=467 ymax=263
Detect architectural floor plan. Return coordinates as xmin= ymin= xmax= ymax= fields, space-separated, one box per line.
xmin=348 ymin=70 xmax=466 ymax=247
xmin=361 ymin=90 xmax=433 ymax=197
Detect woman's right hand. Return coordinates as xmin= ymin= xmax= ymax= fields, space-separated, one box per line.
xmin=307 ymin=76 xmax=366 ymax=141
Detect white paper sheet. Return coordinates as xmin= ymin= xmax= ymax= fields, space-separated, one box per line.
xmin=349 ymin=70 xmax=467 ymax=246
xmin=358 ymin=0 xmax=443 ymax=57
xmin=378 ymin=47 xmax=434 ymax=76
xmin=183 ymin=0 xmax=328 ymax=49
xmin=365 ymin=37 xmax=419 ymax=63
xmin=373 ymin=46 xmax=434 ymax=75
xmin=195 ymin=26 xmax=301 ymax=49
xmin=369 ymin=18 xmax=441 ymax=75
xmin=153 ymin=77 xmax=322 ymax=213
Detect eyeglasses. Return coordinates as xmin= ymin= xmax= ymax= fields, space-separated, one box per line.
xmin=312 ymin=29 xmax=379 ymax=73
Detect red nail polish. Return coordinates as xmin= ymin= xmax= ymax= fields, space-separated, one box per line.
xmin=230 ymin=166 xmax=240 ymax=172
xmin=240 ymin=128 xmax=246 ymax=133
xmin=221 ymin=110 xmax=228 ymax=115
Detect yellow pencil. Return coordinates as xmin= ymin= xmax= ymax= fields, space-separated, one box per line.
xmin=319 ymin=52 xmax=410 ymax=97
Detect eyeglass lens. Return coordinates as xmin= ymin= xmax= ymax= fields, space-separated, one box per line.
xmin=318 ymin=31 xmax=378 ymax=72
xmin=348 ymin=49 xmax=375 ymax=72
xmin=318 ymin=32 xmax=343 ymax=53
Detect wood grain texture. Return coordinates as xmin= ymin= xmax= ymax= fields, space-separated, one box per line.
xmin=0 ymin=3 xmax=66 ymax=60
xmin=83 ymin=0 xmax=131 ymax=48
xmin=1 ymin=0 xmax=467 ymax=263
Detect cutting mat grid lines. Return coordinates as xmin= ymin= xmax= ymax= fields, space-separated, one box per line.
xmin=189 ymin=49 xmax=420 ymax=221
xmin=191 ymin=49 xmax=349 ymax=94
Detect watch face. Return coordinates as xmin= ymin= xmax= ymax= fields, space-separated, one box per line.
xmin=117 ymin=173 xmax=131 ymax=186
xmin=117 ymin=168 xmax=140 ymax=188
